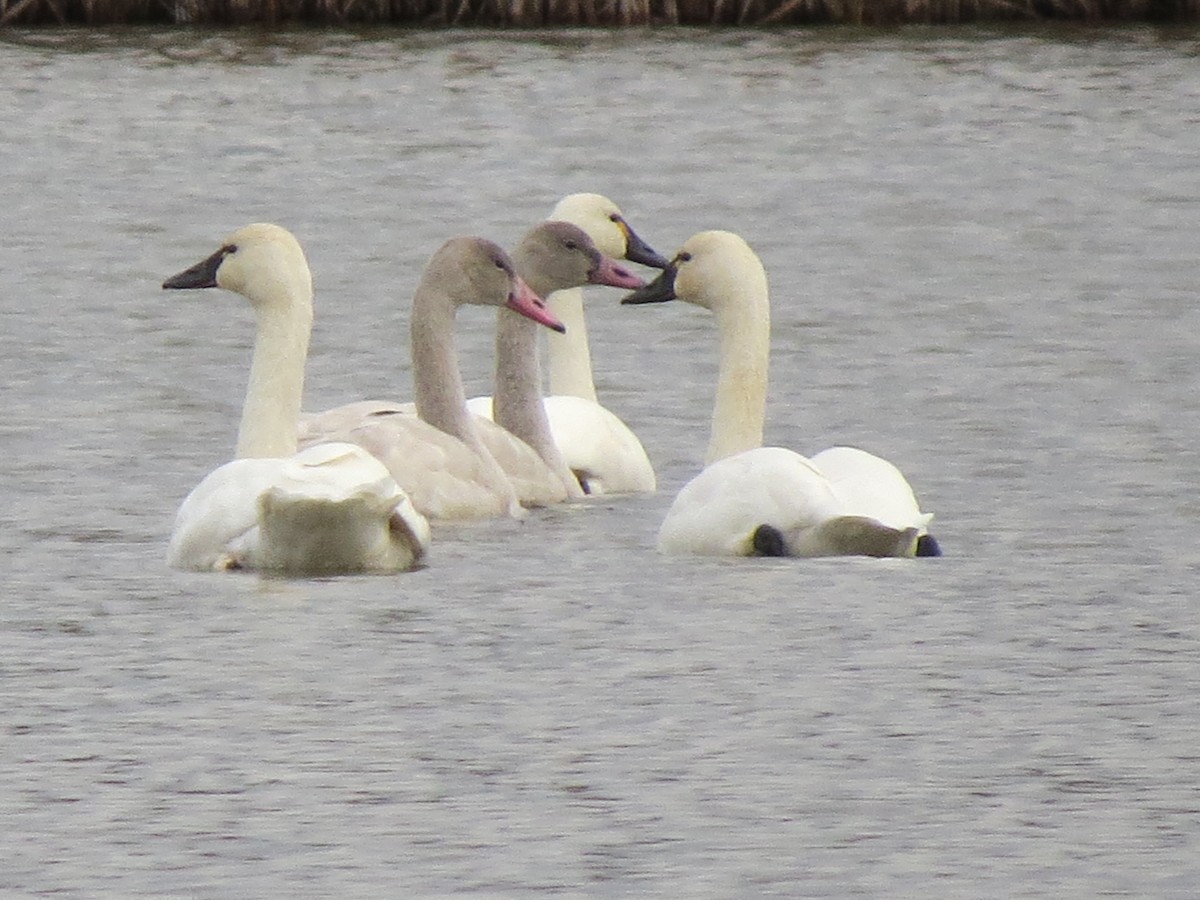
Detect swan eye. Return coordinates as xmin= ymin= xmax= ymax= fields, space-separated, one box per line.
xmin=677 ymin=252 xmax=692 ymax=263
xmin=564 ymin=239 xmax=579 ymax=251
xmin=222 ymin=244 xmax=237 ymax=256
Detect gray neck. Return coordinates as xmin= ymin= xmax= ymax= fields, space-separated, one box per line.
xmin=410 ymin=284 xmax=519 ymax=507
xmin=493 ymin=309 xmax=579 ymax=494
xmin=411 ymin=291 xmax=477 ymax=445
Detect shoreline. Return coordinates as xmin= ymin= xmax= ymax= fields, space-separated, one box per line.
xmin=2 ymin=0 xmax=1197 ymax=27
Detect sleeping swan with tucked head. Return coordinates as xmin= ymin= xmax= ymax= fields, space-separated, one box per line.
xmin=162 ymin=223 xmax=430 ymax=574
xmin=623 ymin=230 xmax=940 ymax=559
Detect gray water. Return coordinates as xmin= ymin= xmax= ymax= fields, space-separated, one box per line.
xmin=2 ymin=25 xmax=1199 ymax=897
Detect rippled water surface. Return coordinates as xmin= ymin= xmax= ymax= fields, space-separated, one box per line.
xmin=2 ymin=26 xmax=1199 ymax=897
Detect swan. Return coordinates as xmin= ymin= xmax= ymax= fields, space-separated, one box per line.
xmin=466 ymin=220 xmax=648 ymax=498
xmin=297 ymin=236 xmax=568 ymax=521
xmin=162 ymin=223 xmax=430 ymax=574
xmin=622 ymin=230 xmax=940 ymax=559
xmin=537 ymin=193 xmax=669 ymax=495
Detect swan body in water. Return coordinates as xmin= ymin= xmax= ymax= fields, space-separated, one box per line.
xmin=623 ymin=230 xmax=939 ymax=559
xmin=162 ymin=223 xmax=429 ymax=574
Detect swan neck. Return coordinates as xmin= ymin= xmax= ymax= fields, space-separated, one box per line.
xmin=707 ymin=294 xmax=769 ymax=466
xmin=494 ymin=311 xmax=549 ymax=448
xmin=411 ymin=291 xmax=476 ymax=444
xmin=409 ymin=279 xmax=520 ymax=513
xmin=545 ymin=287 xmax=598 ymax=402
xmin=235 ymin=301 xmax=310 ymax=459
xmin=493 ymin=310 xmax=576 ymax=489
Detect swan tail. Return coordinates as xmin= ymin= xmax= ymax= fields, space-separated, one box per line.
xmin=791 ymin=516 xmax=921 ymax=559
xmin=255 ymin=443 xmax=430 ymax=575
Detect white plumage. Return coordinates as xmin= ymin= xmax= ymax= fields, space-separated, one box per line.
xmin=623 ymin=230 xmax=938 ymax=559
xmin=163 ymin=223 xmax=429 ymax=574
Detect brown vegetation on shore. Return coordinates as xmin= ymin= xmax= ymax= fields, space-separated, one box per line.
xmin=1 ymin=0 xmax=1195 ymax=27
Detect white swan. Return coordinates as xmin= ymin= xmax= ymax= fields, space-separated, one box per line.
xmin=298 ymin=237 xmax=568 ymax=521
xmin=162 ymin=223 xmax=430 ymax=574
xmin=466 ymin=220 xmax=648 ymax=498
xmin=537 ymin=193 xmax=668 ymax=495
xmin=622 ymin=230 xmax=939 ymax=558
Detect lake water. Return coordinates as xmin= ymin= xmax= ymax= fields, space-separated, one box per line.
xmin=2 ymin=25 xmax=1199 ymax=897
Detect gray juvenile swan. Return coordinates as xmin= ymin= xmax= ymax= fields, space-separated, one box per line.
xmin=467 ymin=219 xmax=648 ymax=500
xmin=298 ymin=237 xmax=568 ymax=521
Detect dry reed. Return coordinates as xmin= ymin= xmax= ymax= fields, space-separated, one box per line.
xmin=0 ymin=0 xmax=1195 ymax=26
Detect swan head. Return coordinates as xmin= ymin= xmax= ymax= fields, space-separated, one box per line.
xmin=162 ymin=223 xmax=313 ymax=312
xmin=621 ymin=230 xmax=767 ymax=315
xmin=426 ymin=236 xmax=565 ymax=333
xmin=550 ymin=193 xmax=670 ymax=270
xmin=515 ymin=221 xmax=646 ymax=298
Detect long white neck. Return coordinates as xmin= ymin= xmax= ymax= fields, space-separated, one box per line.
xmin=236 ymin=299 xmax=311 ymax=459
xmin=493 ymin=310 xmax=580 ymax=497
xmin=706 ymin=286 xmax=770 ymax=466
xmin=545 ymin=287 xmax=597 ymax=402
